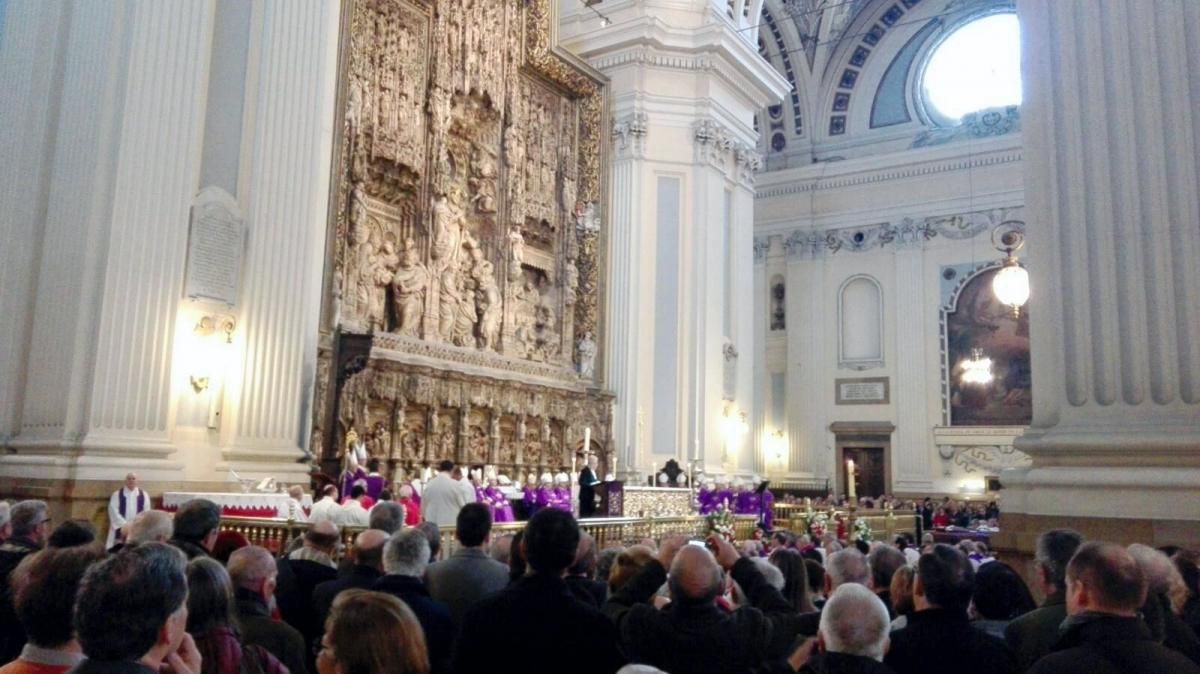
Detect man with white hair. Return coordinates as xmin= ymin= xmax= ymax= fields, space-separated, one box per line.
xmin=373 ymin=527 xmax=454 ymax=673
xmin=106 ymin=472 xmax=150 ymax=549
xmin=126 ymin=509 xmax=174 ymax=545
xmin=792 ymin=548 xmax=874 ymax=638
xmin=788 ymin=583 xmax=894 ymax=673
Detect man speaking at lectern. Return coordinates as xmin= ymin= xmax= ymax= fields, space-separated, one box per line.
xmin=578 ymin=454 xmax=601 ymax=518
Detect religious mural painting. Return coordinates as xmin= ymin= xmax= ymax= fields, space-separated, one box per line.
xmin=311 ymin=0 xmax=612 ymax=485
xmin=945 ymin=267 xmax=1033 ymax=426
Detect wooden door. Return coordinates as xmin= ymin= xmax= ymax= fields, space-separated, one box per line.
xmin=844 ymin=446 xmax=885 ymax=499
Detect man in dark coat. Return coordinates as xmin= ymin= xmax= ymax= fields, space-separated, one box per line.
xmin=605 ymin=534 xmax=798 ymax=674
xmin=228 ymin=545 xmax=310 ymax=674
xmin=167 ymin=498 xmax=221 ymax=560
xmin=312 ymin=529 xmax=388 ymax=633
xmin=72 ymin=543 xmax=202 ymax=674
xmin=276 ymin=520 xmax=339 ymax=660
xmin=578 ymin=454 xmax=601 ymax=517
xmin=1004 ymin=528 xmax=1084 ymax=670
xmin=0 ymin=500 xmax=50 ymax=663
xmin=455 ymin=509 xmax=624 ymax=674
xmin=786 ymin=584 xmax=896 ymax=674
xmin=884 ymin=544 xmax=1016 ymax=674
xmin=565 ymin=532 xmax=608 ymax=608
xmin=374 ymin=527 xmax=455 ymax=674
xmin=1029 ymin=541 xmax=1200 ymax=674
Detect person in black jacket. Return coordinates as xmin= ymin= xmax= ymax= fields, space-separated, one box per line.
xmin=0 ymin=499 xmax=50 ymax=663
xmin=228 ymin=544 xmax=311 ymax=674
xmin=605 ymin=533 xmax=799 ymax=674
xmin=276 ymin=520 xmax=340 ymax=663
xmin=373 ymin=527 xmax=455 ymax=674
xmin=578 ymin=454 xmax=601 ymax=517
xmin=455 ymin=508 xmax=624 ymax=674
xmin=786 ymin=583 xmax=897 ymax=674
xmin=1029 ymin=541 xmax=1200 ymax=674
xmin=884 ymin=544 xmax=1016 ymax=674
xmin=168 ymin=498 xmax=221 ymax=560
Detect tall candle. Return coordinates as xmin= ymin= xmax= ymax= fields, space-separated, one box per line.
xmin=584 ymin=427 xmax=591 ymax=451
xmin=847 ymin=459 xmax=857 ymax=499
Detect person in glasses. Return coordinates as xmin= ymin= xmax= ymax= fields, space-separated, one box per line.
xmin=0 ymin=500 xmax=52 ymax=662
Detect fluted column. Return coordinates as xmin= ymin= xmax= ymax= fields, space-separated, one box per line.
xmin=605 ymin=119 xmax=644 ymax=481
xmin=784 ymin=242 xmax=819 ymax=476
xmin=1004 ymin=0 xmax=1200 ymax=522
xmin=0 ymin=1 xmax=69 ymax=442
xmin=892 ymin=242 xmax=933 ymax=491
xmin=222 ymin=0 xmax=340 ymax=478
xmin=82 ymin=1 xmax=215 ymax=461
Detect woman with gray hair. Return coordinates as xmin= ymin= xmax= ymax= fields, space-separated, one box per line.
xmin=1128 ymin=543 xmax=1200 ymax=665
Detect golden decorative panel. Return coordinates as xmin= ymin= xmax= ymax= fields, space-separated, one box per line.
xmin=312 ymin=0 xmax=610 ymax=481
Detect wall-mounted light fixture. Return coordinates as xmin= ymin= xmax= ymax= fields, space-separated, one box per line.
xmin=189 ymin=315 xmax=235 ymax=392
xmin=189 ymin=315 xmax=235 ymax=428
xmin=991 ymin=224 xmax=1030 ymax=318
xmin=720 ymin=403 xmax=749 ymax=465
xmin=767 ymin=429 xmax=787 ymax=473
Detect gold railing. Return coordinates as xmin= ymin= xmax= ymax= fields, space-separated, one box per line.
xmin=772 ymin=503 xmax=919 ymax=543
xmin=219 ymin=514 xmax=761 ymax=560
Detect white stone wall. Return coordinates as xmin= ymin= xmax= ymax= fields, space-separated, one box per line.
xmin=561 ymin=0 xmax=790 ymax=481
xmin=0 ymin=0 xmax=341 ymax=485
xmin=753 ymin=135 xmax=1027 ymax=494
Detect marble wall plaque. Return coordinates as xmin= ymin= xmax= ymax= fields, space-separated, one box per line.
xmin=836 ymin=377 xmax=889 ymax=405
xmin=184 ymin=187 xmax=245 ymax=305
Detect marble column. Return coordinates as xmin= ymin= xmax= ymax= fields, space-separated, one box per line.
xmin=560 ymin=0 xmax=790 ymax=480
xmin=606 ymin=114 xmax=646 ymax=481
xmin=2 ymin=1 xmax=214 ymax=480
xmin=891 ymin=240 xmax=933 ymax=492
xmin=221 ymin=0 xmax=340 ymax=480
xmin=784 ymin=237 xmax=821 ymax=477
xmin=1002 ymin=0 xmax=1200 ymax=535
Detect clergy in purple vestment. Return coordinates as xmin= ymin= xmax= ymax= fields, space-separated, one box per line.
xmin=488 ymin=476 xmax=515 ymax=522
xmin=551 ymin=473 xmax=573 ymax=512
xmin=759 ymin=487 xmax=775 ymax=530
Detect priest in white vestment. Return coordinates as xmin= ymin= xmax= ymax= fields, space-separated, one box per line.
xmin=106 ymin=472 xmax=150 ymax=549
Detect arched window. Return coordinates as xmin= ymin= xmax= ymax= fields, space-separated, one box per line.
xmin=920 ymin=12 xmax=1022 ymax=125
xmin=839 ymin=276 xmax=883 ymax=369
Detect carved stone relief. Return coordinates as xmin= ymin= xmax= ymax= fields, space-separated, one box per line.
xmin=314 ymin=0 xmax=611 ymax=469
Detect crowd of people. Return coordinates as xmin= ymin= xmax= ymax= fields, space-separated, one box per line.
xmin=1 ymin=484 xmax=1199 ymax=674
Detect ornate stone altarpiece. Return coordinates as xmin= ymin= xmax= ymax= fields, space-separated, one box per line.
xmin=311 ymin=0 xmax=612 ymax=481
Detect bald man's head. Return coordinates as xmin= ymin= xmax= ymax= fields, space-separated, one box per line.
xmin=353 ymin=529 xmax=389 ymax=571
xmin=305 ymin=520 xmax=340 ymax=553
xmin=668 ymin=545 xmax=723 ymax=606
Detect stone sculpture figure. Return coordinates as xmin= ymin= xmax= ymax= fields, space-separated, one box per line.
xmin=472 ymin=247 xmax=502 ymax=349
xmin=577 ymin=332 xmax=596 ymax=379
xmin=439 ymin=264 xmax=462 ymax=340
xmin=391 ymin=238 xmax=428 ymax=336
xmin=452 ymin=258 xmax=479 ymax=346
xmin=430 ymin=191 xmax=466 ymax=270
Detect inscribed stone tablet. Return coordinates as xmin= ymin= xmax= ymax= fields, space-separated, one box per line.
xmin=184 ymin=187 xmax=246 ymax=306
xmin=835 ymin=377 xmax=889 ymax=405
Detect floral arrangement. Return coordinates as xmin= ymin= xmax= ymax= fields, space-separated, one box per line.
xmin=807 ymin=511 xmax=829 ymax=539
xmin=853 ymin=517 xmax=873 ymax=543
xmin=706 ymin=502 xmax=736 ymax=541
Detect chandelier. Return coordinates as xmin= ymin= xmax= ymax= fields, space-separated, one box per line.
xmin=991 ymin=224 xmax=1029 ymax=318
xmin=960 ymin=348 xmax=994 ymax=386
